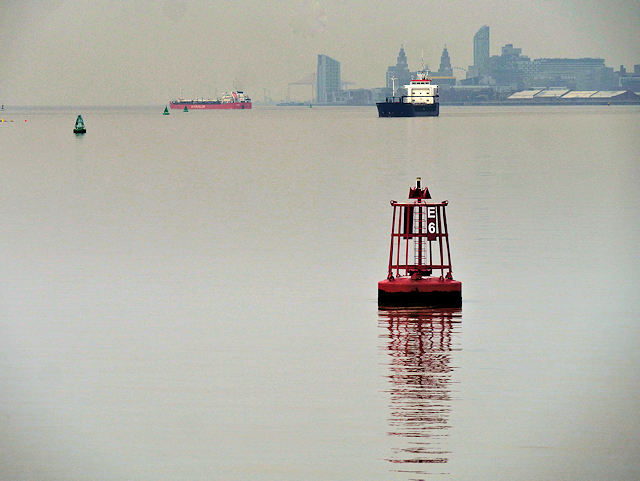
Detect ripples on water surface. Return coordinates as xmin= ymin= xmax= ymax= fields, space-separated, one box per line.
xmin=379 ymin=308 xmax=461 ymax=474
xmin=0 ymin=105 xmax=639 ymax=480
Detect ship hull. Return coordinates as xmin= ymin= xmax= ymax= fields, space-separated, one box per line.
xmin=376 ymin=102 xmax=439 ymax=117
xmin=169 ymin=102 xmax=252 ymax=110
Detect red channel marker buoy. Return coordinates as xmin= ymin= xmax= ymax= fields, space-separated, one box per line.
xmin=378 ymin=177 xmax=462 ymax=308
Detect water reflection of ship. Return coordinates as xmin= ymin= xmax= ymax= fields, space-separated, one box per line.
xmin=379 ymin=308 xmax=461 ymax=474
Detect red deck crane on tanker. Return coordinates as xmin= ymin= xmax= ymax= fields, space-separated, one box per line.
xmin=378 ymin=178 xmax=462 ymax=307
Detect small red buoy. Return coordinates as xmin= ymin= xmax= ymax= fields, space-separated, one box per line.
xmin=378 ymin=177 xmax=462 ymax=307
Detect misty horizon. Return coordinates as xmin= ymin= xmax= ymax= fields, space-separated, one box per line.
xmin=1 ymin=0 xmax=638 ymax=105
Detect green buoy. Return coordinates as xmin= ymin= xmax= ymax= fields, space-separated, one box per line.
xmin=183 ymin=106 xmax=188 ymax=112
xmin=163 ymin=106 xmax=170 ymax=115
xmin=73 ymin=114 xmax=86 ymax=134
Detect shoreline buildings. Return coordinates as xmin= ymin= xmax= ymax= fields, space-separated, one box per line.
xmin=471 ymin=25 xmax=490 ymax=78
xmin=462 ymin=26 xmax=637 ymax=92
xmin=386 ymin=46 xmax=412 ymax=89
xmin=288 ymin=27 xmax=638 ymax=105
xmin=317 ymin=54 xmax=341 ymax=103
xmin=430 ymin=45 xmax=457 ymax=86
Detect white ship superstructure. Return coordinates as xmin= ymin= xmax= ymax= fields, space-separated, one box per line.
xmin=377 ymin=70 xmax=440 ymax=117
xmin=404 ymin=71 xmax=439 ymax=107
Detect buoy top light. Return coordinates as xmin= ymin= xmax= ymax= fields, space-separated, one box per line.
xmin=408 ymin=176 xmax=431 ymax=199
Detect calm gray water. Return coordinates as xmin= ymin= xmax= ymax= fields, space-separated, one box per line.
xmin=1 ymin=105 xmax=639 ymax=480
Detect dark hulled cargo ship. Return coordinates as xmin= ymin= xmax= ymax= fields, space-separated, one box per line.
xmin=377 ymin=71 xmax=439 ymax=117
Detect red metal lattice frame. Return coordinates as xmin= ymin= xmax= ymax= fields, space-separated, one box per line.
xmin=387 ymin=200 xmax=453 ymax=280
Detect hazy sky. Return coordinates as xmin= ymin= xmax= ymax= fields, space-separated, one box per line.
xmin=1 ymin=0 xmax=639 ymax=105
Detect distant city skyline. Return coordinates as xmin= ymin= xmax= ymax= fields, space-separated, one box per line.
xmin=310 ymin=30 xmax=639 ymax=105
xmin=1 ymin=1 xmax=638 ymax=105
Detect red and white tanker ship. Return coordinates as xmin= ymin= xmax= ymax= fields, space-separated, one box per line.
xmin=169 ymin=90 xmax=252 ymax=110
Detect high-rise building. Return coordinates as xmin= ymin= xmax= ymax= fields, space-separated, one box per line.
xmin=526 ymin=58 xmax=609 ymax=89
xmin=317 ymin=54 xmax=341 ymax=103
xmin=438 ymin=45 xmax=453 ymax=76
xmin=386 ymin=46 xmax=412 ymax=90
xmin=473 ymin=26 xmax=490 ymax=69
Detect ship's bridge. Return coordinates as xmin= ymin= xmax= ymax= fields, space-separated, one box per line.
xmin=405 ymin=81 xmax=439 ymax=104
